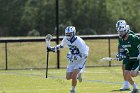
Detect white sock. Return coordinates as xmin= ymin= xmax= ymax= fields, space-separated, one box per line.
xmin=132 ymin=83 xmax=138 ymax=89
xmin=72 ymin=86 xmax=75 ymax=90
xmin=124 ymin=81 xmax=129 ymax=86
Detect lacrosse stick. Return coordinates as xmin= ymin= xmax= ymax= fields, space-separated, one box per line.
xmin=45 ymin=34 xmax=53 ymax=78
xmin=99 ymin=57 xmax=137 ymax=62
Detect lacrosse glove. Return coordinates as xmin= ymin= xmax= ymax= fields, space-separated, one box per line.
xmin=66 ymin=53 xmax=73 ymax=61
xmin=116 ymin=47 xmax=129 ymax=61
xmin=66 ymin=53 xmax=83 ymax=62
xmin=47 ymin=47 xmax=55 ymax=52
xmin=116 ymin=53 xmax=126 ymax=61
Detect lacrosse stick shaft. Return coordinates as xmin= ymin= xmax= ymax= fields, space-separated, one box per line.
xmin=46 ymin=51 xmax=49 ymax=78
xmin=45 ymin=34 xmax=52 ymax=78
xmin=129 ymin=57 xmax=137 ymax=60
xmin=45 ymin=39 xmax=50 ymax=78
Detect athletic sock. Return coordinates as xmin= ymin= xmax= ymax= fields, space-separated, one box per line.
xmin=132 ymin=83 xmax=138 ymax=89
xmin=72 ymin=86 xmax=75 ymax=90
xmin=124 ymin=81 xmax=129 ymax=87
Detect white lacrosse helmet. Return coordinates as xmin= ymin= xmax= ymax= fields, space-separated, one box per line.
xmin=65 ymin=26 xmax=76 ymax=40
xmin=117 ymin=25 xmax=128 ymax=38
xmin=116 ymin=20 xmax=127 ymax=30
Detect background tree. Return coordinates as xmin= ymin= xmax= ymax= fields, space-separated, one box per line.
xmin=0 ymin=0 xmax=140 ymax=36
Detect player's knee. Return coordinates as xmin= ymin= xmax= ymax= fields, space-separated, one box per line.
xmin=66 ymin=76 xmax=71 ymax=80
xmin=69 ymin=73 xmax=77 ymax=80
xmin=124 ymin=70 xmax=129 ymax=75
xmin=130 ymin=71 xmax=138 ymax=77
xmin=66 ymin=74 xmax=72 ymax=80
xmin=124 ymin=70 xmax=130 ymax=78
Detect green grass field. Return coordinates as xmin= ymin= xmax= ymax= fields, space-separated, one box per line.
xmin=0 ymin=39 xmax=139 ymax=93
xmin=0 ymin=67 xmax=140 ymax=93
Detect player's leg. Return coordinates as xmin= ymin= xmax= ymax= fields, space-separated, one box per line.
xmin=66 ymin=64 xmax=79 ymax=93
xmin=66 ymin=72 xmax=77 ymax=93
xmin=125 ymin=61 xmax=139 ymax=93
xmin=124 ymin=70 xmax=137 ymax=88
xmin=130 ymin=61 xmax=140 ymax=93
xmin=124 ymin=70 xmax=139 ymax=93
xmin=66 ymin=72 xmax=76 ymax=93
xmin=71 ymin=69 xmax=80 ymax=93
xmin=131 ymin=62 xmax=139 ymax=77
xmin=120 ymin=64 xmax=130 ymax=90
xmin=77 ymin=65 xmax=85 ymax=82
xmin=76 ymin=59 xmax=86 ymax=83
xmin=77 ymin=72 xmax=82 ymax=82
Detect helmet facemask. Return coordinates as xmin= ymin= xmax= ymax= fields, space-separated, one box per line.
xmin=117 ymin=25 xmax=128 ymax=38
xmin=65 ymin=32 xmax=75 ymax=40
xmin=65 ymin=26 xmax=76 ymax=40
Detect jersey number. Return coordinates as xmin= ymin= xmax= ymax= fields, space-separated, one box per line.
xmin=69 ymin=45 xmax=80 ymax=54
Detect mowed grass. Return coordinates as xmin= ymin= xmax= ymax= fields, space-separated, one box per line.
xmin=0 ymin=39 xmax=139 ymax=93
xmin=0 ymin=67 xmax=140 ymax=93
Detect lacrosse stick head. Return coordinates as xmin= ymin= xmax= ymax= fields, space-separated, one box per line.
xmin=99 ymin=57 xmax=112 ymax=62
xmin=46 ymin=34 xmax=53 ymax=41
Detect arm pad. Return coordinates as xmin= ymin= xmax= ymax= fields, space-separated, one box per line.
xmin=47 ymin=45 xmax=64 ymax=52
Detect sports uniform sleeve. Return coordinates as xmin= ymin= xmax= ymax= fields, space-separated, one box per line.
xmin=132 ymin=35 xmax=140 ymax=59
xmin=76 ymin=37 xmax=89 ymax=56
xmin=47 ymin=37 xmax=67 ymax=52
xmin=132 ymin=35 xmax=140 ymax=48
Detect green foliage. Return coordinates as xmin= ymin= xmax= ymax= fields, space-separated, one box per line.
xmin=27 ymin=29 xmax=40 ymax=36
xmin=0 ymin=0 xmax=140 ymax=36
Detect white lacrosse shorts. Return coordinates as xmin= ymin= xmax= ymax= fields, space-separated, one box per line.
xmin=66 ymin=58 xmax=86 ymax=73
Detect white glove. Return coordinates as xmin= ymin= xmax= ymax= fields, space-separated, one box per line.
xmin=66 ymin=53 xmax=73 ymax=61
xmin=137 ymin=54 xmax=140 ymax=60
xmin=66 ymin=53 xmax=81 ymax=62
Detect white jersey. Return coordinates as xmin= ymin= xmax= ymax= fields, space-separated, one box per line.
xmin=60 ymin=36 xmax=89 ymax=56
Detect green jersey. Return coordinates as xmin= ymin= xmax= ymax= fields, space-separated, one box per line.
xmin=118 ymin=31 xmax=139 ymax=71
xmin=119 ymin=34 xmax=140 ymax=57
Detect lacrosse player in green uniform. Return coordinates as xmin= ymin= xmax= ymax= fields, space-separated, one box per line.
xmin=116 ymin=24 xmax=140 ymax=93
xmin=116 ymin=20 xmax=135 ymax=90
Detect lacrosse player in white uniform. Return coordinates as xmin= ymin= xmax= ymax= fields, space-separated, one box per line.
xmin=47 ymin=26 xmax=89 ymax=93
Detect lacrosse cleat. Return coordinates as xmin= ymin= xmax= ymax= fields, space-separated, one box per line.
xmin=120 ymin=86 xmax=130 ymax=91
xmin=129 ymin=89 xmax=139 ymax=93
xmin=77 ymin=74 xmax=82 ymax=83
xmin=70 ymin=90 xmax=75 ymax=93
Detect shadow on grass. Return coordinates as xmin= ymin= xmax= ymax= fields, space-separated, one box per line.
xmin=111 ymin=89 xmax=130 ymax=92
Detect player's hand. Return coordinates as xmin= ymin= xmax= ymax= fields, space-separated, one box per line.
xmin=137 ymin=54 xmax=140 ymax=60
xmin=47 ymin=46 xmax=55 ymax=52
xmin=116 ymin=53 xmax=126 ymax=61
xmin=66 ymin=53 xmax=73 ymax=61
xmin=47 ymin=47 xmax=51 ymax=52
xmin=116 ymin=54 xmax=122 ymax=61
